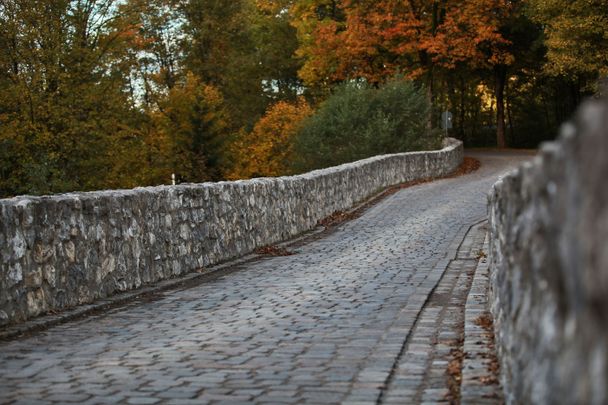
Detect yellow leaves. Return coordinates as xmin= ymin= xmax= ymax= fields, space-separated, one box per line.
xmin=476 ymin=83 xmax=495 ymax=112
xmin=140 ymin=72 xmax=231 ymax=183
xmin=255 ymin=0 xmax=293 ymax=14
xmin=226 ymin=98 xmax=312 ymax=179
xmin=528 ymin=0 xmax=608 ymax=77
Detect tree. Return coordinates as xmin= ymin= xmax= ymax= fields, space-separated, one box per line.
xmin=252 ymin=0 xmax=303 ymax=102
xmin=149 ymin=73 xmax=231 ymax=182
xmin=183 ymin=0 xmax=269 ymax=129
xmin=226 ymin=98 xmax=312 ymax=179
xmin=528 ymin=0 xmax=608 ymax=80
xmin=429 ymin=0 xmax=514 ymax=147
xmin=291 ymin=0 xmax=514 ymax=146
xmin=0 ymin=0 xmax=142 ymax=195
xmin=129 ymin=0 xmax=185 ymax=97
xmin=292 ymin=79 xmax=439 ymax=172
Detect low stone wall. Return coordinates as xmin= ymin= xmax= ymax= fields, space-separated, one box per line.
xmin=0 ymin=139 xmax=462 ymax=326
xmin=488 ymin=99 xmax=608 ymax=404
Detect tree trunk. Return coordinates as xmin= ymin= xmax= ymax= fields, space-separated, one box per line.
xmin=420 ymin=51 xmax=434 ymax=131
xmin=446 ymin=72 xmax=456 ymax=139
xmin=425 ymin=4 xmax=440 ymax=132
xmin=598 ymin=75 xmax=608 ymax=97
xmin=495 ymin=66 xmax=507 ymax=148
xmin=426 ymin=82 xmax=434 ymax=132
xmin=506 ymin=78 xmax=514 ymax=144
xmin=459 ymin=76 xmax=466 ymax=142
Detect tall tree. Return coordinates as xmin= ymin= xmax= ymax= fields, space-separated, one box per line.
xmin=149 ymin=73 xmax=231 ymax=182
xmin=429 ymin=0 xmax=514 ymax=147
xmin=0 ymin=0 xmax=141 ymax=195
xmin=252 ymin=0 xmax=303 ymax=102
xmin=528 ymin=0 xmax=608 ymax=81
xmin=129 ymin=0 xmax=185 ymax=98
xmin=291 ymin=0 xmax=513 ymax=145
xmin=183 ymin=0 xmax=268 ymax=129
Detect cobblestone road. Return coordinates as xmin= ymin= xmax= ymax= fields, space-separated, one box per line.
xmin=0 ymin=151 xmax=531 ymax=405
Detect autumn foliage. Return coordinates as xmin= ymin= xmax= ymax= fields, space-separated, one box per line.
xmin=527 ymin=0 xmax=608 ymax=78
xmin=0 ymin=0 xmax=605 ymax=197
xmin=290 ymin=0 xmax=521 ymax=147
xmin=293 ymin=0 xmax=514 ymax=86
xmin=227 ymin=98 xmax=312 ymax=179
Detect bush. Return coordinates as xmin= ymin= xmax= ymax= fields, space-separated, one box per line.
xmin=292 ymin=79 xmax=440 ymax=172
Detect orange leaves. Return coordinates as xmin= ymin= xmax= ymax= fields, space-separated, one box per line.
xmin=255 ymin=0 xmax=293 ymax=14
xmin=294 ymin=0 xmax=515 ymax=86
xmin=428 ymin=0 xmax=513 ymax=69
xmin=226 ymin=98 xmax=312 ymax=179
xmin=297 ymin=3 xmax=404 ymax=85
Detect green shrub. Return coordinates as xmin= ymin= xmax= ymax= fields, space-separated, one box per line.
xmin=292 ymin=79 xmax=441 ymax=172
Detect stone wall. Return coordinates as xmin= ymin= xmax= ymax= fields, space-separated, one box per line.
xmin=488 ymin=99 xmax=608 ymax=404
xmin=0 ymin=139 xmax=462 ymax=326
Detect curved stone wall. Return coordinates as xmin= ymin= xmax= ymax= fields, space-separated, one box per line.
xmin=0 ymin=139 xmax=462 ymax=325
xmin=488 ymin=99 xmax=608 ymax=404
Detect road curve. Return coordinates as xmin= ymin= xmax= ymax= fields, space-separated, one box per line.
xmin=0 ymin=151 xmax=532 ymax=405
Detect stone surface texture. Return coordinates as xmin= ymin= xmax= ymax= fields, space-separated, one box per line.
xmin=0 ymin=151 xmax=530 ymax=404
xmin=460 ymin=231 xmax=503 ymax=404
xmin=488 ymin=98 xmax=608 ymax=405
xmin=0 ymin=139 xmax=462 ymax=326
xmin=381 ymin=221 xmax=488 ymax=405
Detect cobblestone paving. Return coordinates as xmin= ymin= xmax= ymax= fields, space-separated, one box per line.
xmin=381 ymin=222 xmax=487 ymax=405
xmin=0 ymin=151 xmax=531 ymax=405
xmin=460 ymin=233 xmax=503 ymax=405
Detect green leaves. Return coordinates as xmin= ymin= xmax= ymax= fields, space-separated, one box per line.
xmin=0 ymin=0 xmax=605 ymax=197
xmin=292 ymin=79 xmax=440 ymax=172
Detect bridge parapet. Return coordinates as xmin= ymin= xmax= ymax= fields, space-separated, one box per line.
xmin=489 ymin=99 xmax=608 ymax=404
xmin=0 ymin=139 xmax=462 ymax=326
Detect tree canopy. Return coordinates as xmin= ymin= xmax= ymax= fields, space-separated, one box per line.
xmin=0 ymin=0 xmax=605 ymax=197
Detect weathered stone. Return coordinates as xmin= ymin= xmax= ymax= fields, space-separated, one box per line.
xmin=0 ymin=149 xmax=531 ymax=404
xmin=7 ymin=264 xmax=22 ymax=286
xmin=11 ymin=233 xmax=26 ymax=260
xmin=25 ymin=288 xmax=45 ymax=317
xmin=33 ymin=243 xmax=54 ymax=264
xmin=488 ymin=98 xmax=608 ymax=405
xmin=63 ymin=241 xmax=76 ymax=263
xmin=0 ymin=140 xmax=463 ymax=325
xmin=42 ymin=265 xmax=56 ymax=287
xmin=24 ymin=269 xmax=43 ymax=288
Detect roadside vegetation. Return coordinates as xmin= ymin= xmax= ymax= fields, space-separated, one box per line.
xmin=0 ymin=0 xmax=605 ymax=197
xmin=292 ymin=80 xmax=439 ymax=172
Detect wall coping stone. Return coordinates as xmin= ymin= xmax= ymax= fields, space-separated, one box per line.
xmin=1 ymin=138 xmax=463 ymax=326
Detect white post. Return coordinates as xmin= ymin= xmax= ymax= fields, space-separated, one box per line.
xmin=171 ymin=173 xmax=176 ymax=186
